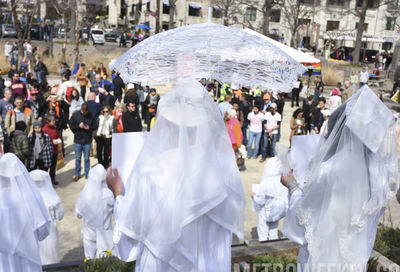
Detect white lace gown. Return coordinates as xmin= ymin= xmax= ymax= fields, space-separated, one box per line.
xmin=283 ymin=86 xmax=399 ymax=271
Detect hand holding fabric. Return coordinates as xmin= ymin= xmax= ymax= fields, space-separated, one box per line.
xmin=106 ymin=168 xmax=124 ymax=198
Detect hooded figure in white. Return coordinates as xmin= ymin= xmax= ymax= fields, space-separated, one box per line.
xmin=108 ymin=80 xmax=246 ymax=272
xmin=283 ymin=86 xmax=399 ymax=271
xmin=0 ymin=153 xmax=51 ymax=272
xmin=76 ymin=164 xmax=114 ymax=259
xmin=29 ymin=170 xmax=64 ymax=265
xmin=252 ymin=149 xmax=289 ymax=241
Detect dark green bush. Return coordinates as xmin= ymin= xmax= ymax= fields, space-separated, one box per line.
xmin=80 ymin=256 xmax=135 ymax=272
xmin=374 ymin=226 xmax=400 ymax=265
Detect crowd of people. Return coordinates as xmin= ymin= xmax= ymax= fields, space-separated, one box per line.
xmin=0 ymin=55 xmax=161 ymax=185
xmin=0 ymin=48 xmax=387 ymax=185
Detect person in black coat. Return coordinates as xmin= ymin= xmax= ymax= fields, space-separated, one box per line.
xmin=302 ymin=95 xmax=314 ymax=134
xmin=112 ymin=72 xmax=125 ymax=103
xmin=122 ymin=101 xmax=142 ymax=132
xmin=69 ymin=103 xmax=98 ymax=181
xmin=100 ymin=84 xmax=115 ymax=108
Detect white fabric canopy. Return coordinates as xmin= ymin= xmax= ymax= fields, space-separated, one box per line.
xmin=0 ymin=153 xmax=51 ymax=272
xmin=114 ymin=80 xmax=246 ymax=271
xmin=109 ymin=23 xmax=306 ymax=92
xmin=244 ymin=28 xmax=321 ymax=64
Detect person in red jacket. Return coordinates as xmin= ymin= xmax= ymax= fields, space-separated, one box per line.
xmin=42 ymin=114 xmax=61 ymax=185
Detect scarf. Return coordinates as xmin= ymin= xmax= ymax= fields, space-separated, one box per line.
xmin=33 ymin=133 xmax=43 ymax=160
xmin=149 ymin=94 xmax=158 ymax=105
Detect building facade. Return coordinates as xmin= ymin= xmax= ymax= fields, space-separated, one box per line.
xmin=107 ymin=0 xmax=399 ymax=51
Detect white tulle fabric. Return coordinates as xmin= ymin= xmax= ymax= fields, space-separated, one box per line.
xmin=76 ymin=164 xmax=114 ymax=231
xmin=0 ymin=153 xmax=51 ymax=272
xmin=109 ymin=23 xmax=305 ymax=92
xmin=253 ymin=157 xmax=288 ymax=222
xmin=114 ymin=80 xmax=246 ymax=271
xmin=283 ymin=86 xmax=399 ymax=271
xmin=29 ymin=170 xmax=64 ymax=265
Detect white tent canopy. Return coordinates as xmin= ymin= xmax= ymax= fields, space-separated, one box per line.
xmin=244 ymin=28 xmax=321 ymax=64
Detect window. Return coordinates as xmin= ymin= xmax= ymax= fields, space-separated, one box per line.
xmin=120 ymin=0 xmax=127 ymax=18
xmin=356 ymin=0 xmax=376 ymax=8
xmin=188 ymin=4 xmax=201 ymax=17
xmin=245 ymin=7 xmax=257 ymax=22
xmin=355 ymin=22 xmax=368 ymax=31
xmin=163 ymin=2 xmax=170 ymax=14
xmin=299 ymin=18 xmax=311 ymax=25
xmin=382 ymin=42 xmax=392 ymax=51
xmin=147 ymin=1 xmax=150 ymax=11
xmin=326 ymin=20 xmax=339 ymax=31
xmin=270 ymin=9 xmax=280 ymax=23
xmin=327 ymin=0 xmax=350 ymax=7
xmin=212 ymin=6 xmax=222 ymax=18
xmin=299 ymin=0 xmax=313 ymax=4
xmin=386 ymin=17 xmax=396 ymax=31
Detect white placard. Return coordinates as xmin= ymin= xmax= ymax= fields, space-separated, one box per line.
xmin=290 ymin=134 xmax=320 ymax=188
xmin=111 ymin=132 xmax=148 ymax=184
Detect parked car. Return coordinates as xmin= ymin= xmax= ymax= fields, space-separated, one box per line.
xmin=1 ymin=24 xmax=17 ymax=38
xmin=91 ymin=28 xmax=105 ymax=45
xmin=105 ymin=29 xmax=121 ymax=42
xmin=20 ymin=24 xmax=42 ymax=40
xmin=56 ymin=26 xmax=70 ymax=39
xmin=330 ymin=46 xmax=379 ymax=63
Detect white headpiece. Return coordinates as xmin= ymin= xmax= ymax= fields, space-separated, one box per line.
xmin=0 ymin=153 xmax=51 ymax=266
xmin=284 ymin=86 xmax=398 ymax=268
xmin=116 ymin=79 xmax=246 ymax=268
xmin=76 ymin=164 xmax=110 ymax=230
xmin=30 ymin=170 xmax=64 ymax=221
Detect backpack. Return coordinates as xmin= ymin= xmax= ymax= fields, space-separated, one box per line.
xmin=66 ymin=87 xmax=74 ymax=102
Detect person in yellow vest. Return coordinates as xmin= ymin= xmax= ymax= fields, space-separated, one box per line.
xmin=219 ymin=83 xmax=231 ymax=102
xmin=5 ymin=96 xmax=33 ymax=136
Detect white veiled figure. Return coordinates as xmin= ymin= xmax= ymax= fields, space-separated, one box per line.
xmin=0 ymin=153 xmax=51 ymax=272
xmin=113 ymin=80 xmax=246 ymax=272
xmin=29 ymin=170 xmax=64 ymax=265
xmin=76 ymin=164 xmax=114 ymax=259
xmin=253 ymin=147 xmax=289 ymax=241
xmin=283 ymin=86 xmax=399 ymax=271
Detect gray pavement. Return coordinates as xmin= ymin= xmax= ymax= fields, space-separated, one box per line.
xmin=54 ymin=90 xmax=400 ymax=262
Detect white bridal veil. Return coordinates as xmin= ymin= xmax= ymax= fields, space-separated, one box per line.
xmin=0 ymin=153 xmax=51 ymax=271
xmin=30 ymin=170 xmax=64 ymax=265
xmin=115 ymin=79 xmax=246 ymax=271
xmin=283 ymin=86 xmax=399 ymax=270
xmin=76 ymin=164 xmax=112 ymax=230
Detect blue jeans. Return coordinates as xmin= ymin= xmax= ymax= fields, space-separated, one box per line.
xmin=359 ymin=82 xmax=366 ymax=88
xmin=262 ymin=133 xmax=278 ymax=158
xmin=247 ymin=131 xmax=262 ymax=158
xmin=36 ymin=71 xmax=44 ymax=83
xmin=242 ymin=122 xmax=249 ymax=146
xmin=74 ymin=143 xmax=91 ymax=177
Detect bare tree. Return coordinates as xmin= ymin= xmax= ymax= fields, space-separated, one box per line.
xmin=211 ymin=0 xmax=241 ymax=26
xmin=49 ymin=0 xmax=71 ymax=63
xmin=10 ymin=0 xmax=39 ymax=65
xmin=238 ymin=0 xmax=279 ymax=35
xmin=168 ymin=0 xmax=177 ymax=29
xmin=74 ymin=0 xmax=84 ymax=65
xmin=277 ymin=0 xmax=312 ymax=47
xmin=352 ymin=0 xmax=395 ymax=64
xmin=155 ymin=0 xmax=161 ymax=33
